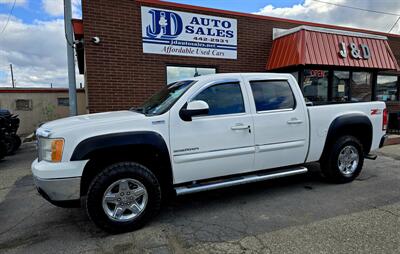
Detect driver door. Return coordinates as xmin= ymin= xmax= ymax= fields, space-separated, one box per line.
xmin=169 ymin=80 xmax=255 ymax=184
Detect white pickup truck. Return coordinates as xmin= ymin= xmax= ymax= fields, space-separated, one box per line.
xmin=32 ymin=73 xmax=388 ymax=233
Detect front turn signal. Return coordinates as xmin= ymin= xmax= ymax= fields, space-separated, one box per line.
xmin=51 ymin=139 xmax=64 ymax=162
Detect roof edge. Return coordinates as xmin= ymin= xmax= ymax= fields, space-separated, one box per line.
xmin=137 ymin=0 xmax=400 ymax=39
xmin=274 ymin=25 xmax=388 ymax=40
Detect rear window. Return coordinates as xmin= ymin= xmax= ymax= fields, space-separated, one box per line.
xmin=250 ymin=80 xmax=295 ymax=111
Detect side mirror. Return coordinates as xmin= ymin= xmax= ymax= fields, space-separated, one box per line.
xmin=179 ymin=100 xmax=209 ymax=121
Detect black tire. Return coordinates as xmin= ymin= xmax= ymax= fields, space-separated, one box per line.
xmin=320 ymin=135 xmax=364 ymax=183
xmin=86 ymin=162 xmax=161 ymax=233
xmin=11 ymin=135 xmax=21 ymax=152
xmin=0 ymin=140 xmax=6 ymax=160
xmin=4 ymin=136 xmax=15 ymax=155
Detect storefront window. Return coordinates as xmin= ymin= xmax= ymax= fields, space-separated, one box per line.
xmin=303 ymin=69 xmax=328 ymax=102
xmin=376 ymin=75 xmax=398 ymax=101
xmin=332 ymin=71 xmax=350 ymax=102
xmin=166 ymin=66 xmax=216 ymax=84
xmin=351 ymin=72 xmax=372 ymax=102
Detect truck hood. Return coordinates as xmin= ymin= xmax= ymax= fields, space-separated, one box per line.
xmin=38 ymin=110 xmax=146 ymax=136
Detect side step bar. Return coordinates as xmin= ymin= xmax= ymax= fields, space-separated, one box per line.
xmin=364 ymin=153 xmax=377 ymax=160
xmin=175 ymin=166 xmax=308 ymax=196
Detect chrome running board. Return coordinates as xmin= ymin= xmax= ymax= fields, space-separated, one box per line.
xmin=175 ymin=166 xmax=308 ymax=196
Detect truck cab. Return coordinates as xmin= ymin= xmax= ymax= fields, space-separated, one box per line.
xmin=32 ymin=73 xmax=387 ymax=233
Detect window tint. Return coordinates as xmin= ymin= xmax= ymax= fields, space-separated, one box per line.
xmin=250 ymin=80 xmax=295 ymax=111
xmin=194 ymin=82 xmax=245 ymax=116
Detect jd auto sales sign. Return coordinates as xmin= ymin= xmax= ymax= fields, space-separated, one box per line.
xmin=141 ymin=7 xmax=237 ymax=59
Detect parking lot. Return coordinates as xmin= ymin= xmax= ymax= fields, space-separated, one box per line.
xmin=0 ymin=142 xmax=399 ymax=254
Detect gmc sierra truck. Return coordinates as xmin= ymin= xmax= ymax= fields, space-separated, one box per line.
xmin=32 ymin=73 xmax=388 ymax=233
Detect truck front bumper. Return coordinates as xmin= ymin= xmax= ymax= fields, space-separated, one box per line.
xmin=31 ymin=159 xmax=86 ymax=207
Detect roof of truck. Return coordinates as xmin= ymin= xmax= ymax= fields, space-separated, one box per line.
xmin=190 ymin=72 xmax=294 ymax=81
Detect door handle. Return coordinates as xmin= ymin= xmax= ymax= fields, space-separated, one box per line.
xmin=231 ymin=125 xmax=251 ymax=130
xmin=287 ymin=119 xmax=303 ymax=125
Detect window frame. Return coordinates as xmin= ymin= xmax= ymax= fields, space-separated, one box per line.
xmin=188 ymin=79 xmax=247 ymax=118
xmin=249 ymin=79 xmax=297 ymax=114
xmin=15 ymin=99 xmax=32 ymax=111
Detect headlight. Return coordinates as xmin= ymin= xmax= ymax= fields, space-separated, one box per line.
xmin=39 ymin=138 xmax=64 ymax=162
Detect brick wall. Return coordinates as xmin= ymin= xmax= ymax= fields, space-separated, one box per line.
xmin=82 ymin=0 xmax=400 ymax=113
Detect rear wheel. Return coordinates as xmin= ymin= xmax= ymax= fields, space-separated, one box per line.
xmin=321 ymin=135 xmax=364 ymax=183
xmin=0 ymin=140 xmax=6 ymax=160
xmin=86 ymin=162 xmax=161 ymax=233
xmin=4 ymin=136 xmax=15 ymax=155
xmin=11 ymin=135 xmax=21 ymax=152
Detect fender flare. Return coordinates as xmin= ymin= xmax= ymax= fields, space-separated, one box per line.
xmin=70 ymin=131 xmax=170 ymax=162
xmin=321 ymin=113 xmax=373 ymax=158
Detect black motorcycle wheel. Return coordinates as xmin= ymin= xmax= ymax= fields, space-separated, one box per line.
xmin=0 ymin=141 xmax=6 ymax=160
xmin=4 ymin=136 xmax=16 ymax=155
xmin=11 ymin=135 xmax=21 ymax=152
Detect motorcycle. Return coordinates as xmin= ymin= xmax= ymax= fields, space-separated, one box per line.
xmin=0 ymin=109 xmax=21 ymax=156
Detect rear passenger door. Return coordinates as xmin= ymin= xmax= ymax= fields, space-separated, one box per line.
xmin=246 ymin=78 xmax=309 ymax=170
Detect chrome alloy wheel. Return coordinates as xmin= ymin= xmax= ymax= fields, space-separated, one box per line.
xmin=102 ymin=178 xmax=148 ymax=222
xmin=337 ymin=145 xmax=359 ymax=175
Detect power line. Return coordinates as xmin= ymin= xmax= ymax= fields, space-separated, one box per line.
xmin=311 ymin=0 xmax=400 ymax=17
xmin=388 ymin=16 xmax=400 ymax=33
xmin=0 ymin=0 xmax=17 ymax=36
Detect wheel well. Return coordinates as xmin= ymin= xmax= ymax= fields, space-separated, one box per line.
xmin=80 ymin=145 xmax=173 ymax=197
xmin=322 ymin=122 xmax=372 ymax=160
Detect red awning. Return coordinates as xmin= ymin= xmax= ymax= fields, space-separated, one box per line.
xmin=72 ymin=19 xmax=83 ymax=40
xmin=266 ymin=26 xmax=399 ymax=71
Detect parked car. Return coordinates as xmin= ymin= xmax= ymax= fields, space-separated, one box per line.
xmin=32 ymin=73 xmax=388 ymax=233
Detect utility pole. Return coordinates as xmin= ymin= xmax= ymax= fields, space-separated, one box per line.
xmin=9 ymin=64 xmax=15 ymax=88
xmin=64 ymin=0 xmax=77 ymax=116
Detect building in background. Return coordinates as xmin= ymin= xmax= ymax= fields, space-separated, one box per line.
xmin=73 ymin=0 xmax=400 ymax=132
xmin=0 ymin=88 xmax=86 ymax=135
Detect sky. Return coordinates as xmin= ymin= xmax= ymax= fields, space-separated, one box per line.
xmin=0 ymin=0 xmax=399 ymax=88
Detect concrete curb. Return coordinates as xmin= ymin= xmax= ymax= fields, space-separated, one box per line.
xmin=384 ymin=135 xmax=400 ymax=146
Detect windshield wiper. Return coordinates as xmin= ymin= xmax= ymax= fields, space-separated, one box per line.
xmin=130 ymin=107 xmax=145 ymax=114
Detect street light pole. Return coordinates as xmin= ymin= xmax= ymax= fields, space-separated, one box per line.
xmin=9 ymin=64 xmax=15 ymax=88
xmin=64 ymin=0 xmax=78 ymax=116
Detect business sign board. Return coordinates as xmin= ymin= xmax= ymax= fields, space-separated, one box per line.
xmin=141 ymin=7 xmax=237 ymax=59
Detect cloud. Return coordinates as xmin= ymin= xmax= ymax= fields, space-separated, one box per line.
xmin=0 ymin=15 xmax=83 ymax=87
xmin=254 ymin=0 xmax=400 ymax=34
xmin=41 ymin=0 xmax=82 ymax=18
xmin=0 ymin=0 xmax=26 ymax=6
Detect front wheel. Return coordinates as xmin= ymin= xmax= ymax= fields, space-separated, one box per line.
xmin=321 ymin=135 xmax=364 ymax=183
xmin=86 ymin=162 xmax=161 ymax=233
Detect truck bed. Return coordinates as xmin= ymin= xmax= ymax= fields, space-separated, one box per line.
xmin=306 ymin=101 xmax=386 ymax=163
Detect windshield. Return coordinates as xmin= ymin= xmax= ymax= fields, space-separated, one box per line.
xmin=134 ymin=80 xmax=195 ymax=116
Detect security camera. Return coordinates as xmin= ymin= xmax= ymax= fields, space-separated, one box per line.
xmin=91 ymin=36 xmax=101 ymax=44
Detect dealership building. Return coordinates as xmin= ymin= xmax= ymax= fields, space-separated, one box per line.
xmin=73 ymin=0 xmax=400 ymax=131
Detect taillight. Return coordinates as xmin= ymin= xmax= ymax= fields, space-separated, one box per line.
xmin=382 ymin=108 xmax=388 ymax=131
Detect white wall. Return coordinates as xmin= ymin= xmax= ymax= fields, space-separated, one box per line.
xmin=0 ymin=89 xmax=86 ymax=136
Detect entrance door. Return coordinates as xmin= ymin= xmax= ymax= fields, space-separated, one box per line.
xmin=169 ymin=80 xmax=255 ymax=184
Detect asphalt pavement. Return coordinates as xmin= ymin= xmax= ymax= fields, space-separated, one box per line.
xmin=0 ymin=142 xmax=399 ymax=254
